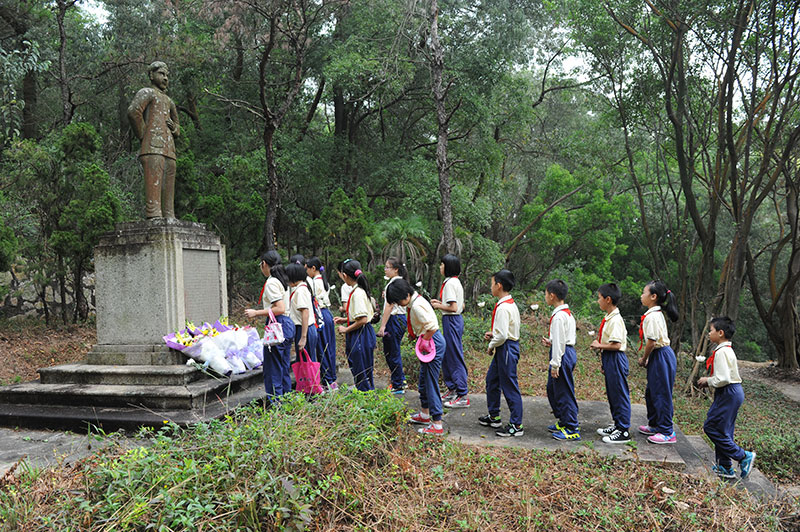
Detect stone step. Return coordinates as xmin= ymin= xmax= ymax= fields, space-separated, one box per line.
xmin=680 ymin=434 xmax=777 ymax=500
xmin=0 ymin=370 xmax=263 ymax=411
xmin=87 ymin=344 xmax=184 ymax=366
xmin=39 ymin=364 xmax=204 ymax=386
xmin=0 ymin=386 xmax=266 ymax=432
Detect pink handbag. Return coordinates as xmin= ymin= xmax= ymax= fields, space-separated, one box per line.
xmin=262 ymin=309 xmax=285 ymax=347
xmin=291 ymin=349 xmax=324 ymax=394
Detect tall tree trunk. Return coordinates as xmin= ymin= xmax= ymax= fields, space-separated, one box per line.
xmin=21 ymin=71 xmax=37 ymax=139
xmin=55 ymin=0 xmax=75 ymax=126
xmin=262 ymin=122 xmax=278 ymax=251
xmin=429 ymin=0 xmax=455 ymax=255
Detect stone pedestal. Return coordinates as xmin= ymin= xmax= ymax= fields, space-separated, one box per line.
xmin=94 ymin=219 xmax=228 ymax=346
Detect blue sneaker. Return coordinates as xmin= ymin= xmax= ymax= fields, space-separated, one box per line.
xmin=740 ymin=451 xmax=756 ymax=479
xmin=552 ymin=427 xmax=581 ymax=441
xmin=547 ymin=422 xmax=564 ymax=433
xmin=712 ymin=464 xmax=736 ymax=479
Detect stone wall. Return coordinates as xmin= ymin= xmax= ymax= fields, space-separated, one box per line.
xmin=0 ymin=269 xmax=96 ymax=322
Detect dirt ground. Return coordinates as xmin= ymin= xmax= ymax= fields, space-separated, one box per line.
xmin=0 ymin=323 xmax=94 ymax=385
xmin=738 ymin=360 xmax=800 ymax=403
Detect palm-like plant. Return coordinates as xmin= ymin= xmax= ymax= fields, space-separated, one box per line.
xmin=376 ymin=215 xmax=431 ymax=280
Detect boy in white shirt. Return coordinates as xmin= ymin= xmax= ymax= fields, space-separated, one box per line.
xmin=698 ymin=317 xmax=756 ymax=479
xmin=478 ymin=269 xmax=523 ymax=437
xmin=542 ymin=279 xmax=579 ymax=441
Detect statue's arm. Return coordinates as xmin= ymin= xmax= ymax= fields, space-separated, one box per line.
xmin=127 ymin=89 xmax=150 ymax=140
xmin=169 ymin=99 xmax=180 ymax=138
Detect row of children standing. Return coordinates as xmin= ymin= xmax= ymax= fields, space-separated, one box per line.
xmin=246 ymin=254 xmax=756 ymax=479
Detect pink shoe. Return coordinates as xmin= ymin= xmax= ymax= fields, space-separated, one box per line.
xmin=410 ymin=412 xmax=431 ymax=425
xmin=418 ymin=424 xmax=444 ymax=435
xmin=647 ymin=432 xmax=677 ymax=444
xmin=443 ymin=396 xmax=470 ymax=408
xmin=638 ymin=425 xmax=655 ymax=435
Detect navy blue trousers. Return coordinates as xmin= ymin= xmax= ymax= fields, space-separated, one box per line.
xmin=703 ymin=383 xmax=746 ymax=467
xmin=547 ymin=345 xmax=579 ymax=430
xmin=442 ymin=314 xmax=468 ymax=396
xmin=294 ymin=323 xmax=318 ymax=363
xmin=316 ymin=308 xmax=337 ymax=385
xmin=382 ymin=314 xmax=407 ymax=389
xmin=602 ymin=350 xmax=631 ymax=431
xmin=645 ymin=345 xmax=676 ymax=435
xmin=418 ymin=331 xmax=446 ymax=421
xmin=486 ymin=340 xmax=523 ymax=425
xmin=264 ymin=314 xmax=295 ymax=399
xmin=346 ymin=325 xmax=376 ymax=391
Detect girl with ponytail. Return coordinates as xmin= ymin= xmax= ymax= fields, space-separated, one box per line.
xmin=306 ymin=257 xmax=337 ymax=390
xmin=637 ymin=280 xmax=679 ymax=445
xmin=245 ymin=251 xmax=294 ymax=400
xmin=376 ymin=257 xmax=408 ymax=394
xmin=286 ymin=262 xmax=319 ymax=366
xmin=333 ymin=260 xmax=377 ymax=391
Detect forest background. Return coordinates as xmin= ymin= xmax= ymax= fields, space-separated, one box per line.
xmin=1 ymin=0 xmax=799 ymax=371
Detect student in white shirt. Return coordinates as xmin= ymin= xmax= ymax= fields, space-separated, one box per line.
xmin=431 ymin=254 xmax=469 ymax=408
xmin=333 ymin=259 xmax=376 ymax=391
xmin=478 ymin=269 xmax=523 ymax=437
xmin=286 ymin=263 xmax=318 ymax=365
xmin=244 ymin=250 xmax=294 ymax=399
xmin=376 ymin=257 xmax=408 ymax=394
xmin=590 ymin=283 xmax=631 ymax=443
xmin=542 ymin=279 xmax=579 ymax=441
xmin=637 ymin=280 xmax=679 ymax=444
xmin=387 ymin=278 xmax=446 ymax=435
xmin=698 ymin=317 xmax=756 ymax=479
xmin=306 ymin=257 xmax=337 ymax=391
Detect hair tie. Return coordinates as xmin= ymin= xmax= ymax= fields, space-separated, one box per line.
xmin=354 ymin=269 xmax=362 ymax=277
xmin=320 ymin=266 xmax=325 ymax=272
xmin=667 ymin=289 xmax=671 ymax=294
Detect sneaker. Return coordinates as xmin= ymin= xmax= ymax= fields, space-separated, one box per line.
xmin=327 ymin=382 xmax=339 ymax=392
xmin=441 ymin=389 xmax=457 ymax=402
xmin=478 ymin=414 xmax=502 ymax=428
xmin=647 ymin=432 xmax=677 ymax=444
xmin=547 ymin=422 xmax=564 ymax=433
xmin=597 ymin=424 xmax=616 ymax=436
xmin=496 ymin=423 xmax=524 ymax=437
xmin=409 ymin=412 xmax=431 ymax=425
xmin=552 ymin=427 xmax=581 ymax=441
xmin=638 ymin=425 xmax=656 ymax=436
xmin=418 ymin=423 xmax=444 ymax=435
xmin=712 ymin=464 xmax=736 ymax=479
xmin=602 ymin=429 xmax=631 ymax=444
xmin=740 ymin=451 xmax=756 ymax=479
xmin=391 ymin=388 xmax=405 ymax=395
xmin=444 ymin=396 xmax=470 ymax=408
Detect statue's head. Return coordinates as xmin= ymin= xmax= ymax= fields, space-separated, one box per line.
xmin=148 ymin=61 xmax=169 ymax=91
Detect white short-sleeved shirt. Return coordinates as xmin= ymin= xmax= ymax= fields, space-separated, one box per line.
xmin=346 ymin=286 xmax=373 ymax=323
xmin=383 ymin=276 xmax=406 ymax=316
xmin=439 ymin=277 xmax=464 ymax=315
xmin=708 ymin=341 xmax=742 ymax=388
xmin=642 ymin=306 xmax=670 ymax=348
xmin=289 ymin=283 xmax=317 ymax=327
xmin=340 ymin=283 xmax=353 ymax=308
xmin=312 ymin=276 xmax=330 ymax=308
xmin=549 ymin=304 xmax=577 ymax=368
xmin=263 ymin=276 xmax=290 ymax=313
xmin=488 ymin=295 xmax=520 ymax=349
xmin=406 ymin=292 xmax=439 ymax=336
xmin=600 ymin=307 xmax=627 ymax=352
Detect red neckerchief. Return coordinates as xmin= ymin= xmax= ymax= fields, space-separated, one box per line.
xmin=406 ymin=294 xmax=420 ymax=340
xmin=706 ymin=344 xmax=726 ymax=375
xmin=548 ymin=307 xmax=571 ymax=336
xmin=258 ymin=280 xmax=268 ymax=305
xmin=439 ymin=276 xmax=457 ymax=299
xmin=598 ymin=317 xmax=606 ymax=342
xmin=639 ymin=309 xmax=661 ymax=350
xmin=491 ymin=297 xmax=516 ymax=330
xmin=345 ymin=287 xmax=355 ymax=326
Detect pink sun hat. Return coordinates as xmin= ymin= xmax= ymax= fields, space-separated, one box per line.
xmin=415 ymin=336 xmax=436 ymax=363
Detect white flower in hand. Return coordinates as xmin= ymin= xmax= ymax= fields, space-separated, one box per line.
xmin=477 ymin=301 xmax=486 ymax=308
xmin=695 ymin=355 xmax=707 ymax=362
xmin=416 ymin=281 xmax=423 ymax=287
xmin=530 ymin=304 xmax=539 ymax=311
xmin=588 ymin=330 xmax=596 ymax=336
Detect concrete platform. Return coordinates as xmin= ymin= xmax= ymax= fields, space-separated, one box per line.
xmin=40 ymin=364 xmax=204 ymax=386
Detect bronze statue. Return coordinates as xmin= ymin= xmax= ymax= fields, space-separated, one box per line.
xmin=128 ymin=61 xmax=180 ymax=219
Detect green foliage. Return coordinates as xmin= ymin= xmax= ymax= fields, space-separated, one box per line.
xmin=0 ymin=194 xmax=18 ymax=272
xmin=307 ymin=187 xmax=374 ymax=260
xmin=0 ymin=39 xmax=49 ymax=144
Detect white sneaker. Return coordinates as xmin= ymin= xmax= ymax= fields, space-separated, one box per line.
xmin=602 ymin=429 xmax=631 ymax=444
xmin=596 ymin=424 xmax=615 ymax=436
xmin=444 ymin=396 xmax=470 ymax=408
